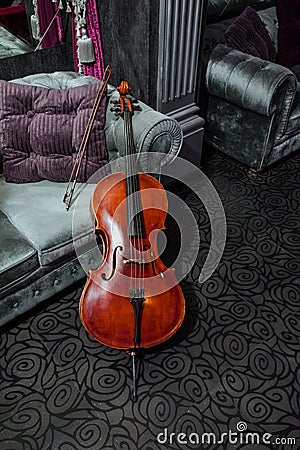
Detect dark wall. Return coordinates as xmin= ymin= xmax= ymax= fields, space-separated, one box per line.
xmin=97 ymin=0 xmax=160 ymax=106
xmin=0 ymin=43 xmax=74 ymax=81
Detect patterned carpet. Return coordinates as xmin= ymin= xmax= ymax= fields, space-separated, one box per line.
xmin=0 ymin=148 xmax=299 ymax=450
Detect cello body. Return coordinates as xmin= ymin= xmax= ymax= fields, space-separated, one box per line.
xmin=79 ymin=171 xmax=185 ymax=350
xmin=79 ymin=80 xmax=185 ymax=352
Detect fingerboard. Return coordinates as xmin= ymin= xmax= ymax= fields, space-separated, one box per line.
xmin=124 ymin=111 xmax=146 ymax=239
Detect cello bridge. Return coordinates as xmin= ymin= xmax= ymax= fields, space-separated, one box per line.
xmin=123 ymin=258 xmax=146 ymax=265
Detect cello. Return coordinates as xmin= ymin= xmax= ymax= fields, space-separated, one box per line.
xmin=79 ymin=81 xmax=185 ymax=399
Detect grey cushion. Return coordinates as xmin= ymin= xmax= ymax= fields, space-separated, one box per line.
xmin=258 ymin=7 xmax=278 ymax=50
xmin=11 ymin=71 xmax=100 ymax=89
xmin=0 ymin=211 xmax=39 ymax=290
xmin=0 ymin=175 xmax=95 ymax=266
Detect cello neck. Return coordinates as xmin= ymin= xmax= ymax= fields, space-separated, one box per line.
xmin=118 ymin=85 xmax=145 ymax=239
xmin=124 ymin=109 xmax=138 ymax=177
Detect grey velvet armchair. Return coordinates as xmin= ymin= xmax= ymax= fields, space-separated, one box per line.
xmin=202 ymin=1 xmax=300 ymax=171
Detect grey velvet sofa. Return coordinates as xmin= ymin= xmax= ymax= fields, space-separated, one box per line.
xmin=0 ymin=71 xmax=183 ymax=327
xmin=0 ymin=25 xmax=33 ymax=59
xmin=202 ymin=0 xmax=300 ymax=171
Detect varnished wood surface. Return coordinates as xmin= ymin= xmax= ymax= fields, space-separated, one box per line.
xmin=79 ymin=172 xmax=185 ymax=350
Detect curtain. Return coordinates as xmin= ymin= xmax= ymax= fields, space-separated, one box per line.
xmin=37 ymin=0 xmax=63 ymax=49
xmin=72 ymin=0 xmax=105 ymax=79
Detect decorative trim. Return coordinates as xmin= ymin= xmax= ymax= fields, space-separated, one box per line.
xmin=138 ymin=118 xmax=183 ymax=166
xmin=72 ymin=0 xmax=105 ymax=79
xmin=157 ymin=0 xmax=204 ymax=112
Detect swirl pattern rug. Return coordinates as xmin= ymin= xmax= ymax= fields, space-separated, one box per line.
xmin=0 ymin=148 xmax=299 ymax=449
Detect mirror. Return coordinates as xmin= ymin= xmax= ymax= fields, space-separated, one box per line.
xmin=0 ymin=0 xmax=72 ymax=60
xmin=0 ymin=1 xmax=32 ymax=59
xmin=0 ymin=0 xmax=103 ymax=82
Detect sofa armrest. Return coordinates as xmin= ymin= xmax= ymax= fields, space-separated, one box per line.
xmin=105 ymin=88 xmax=183 ymax=167
xmin=206 ymin=44 xmax=297 ymax=122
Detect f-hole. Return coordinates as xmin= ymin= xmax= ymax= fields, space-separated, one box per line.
xmin=101 ymin=245 xmax=123 ymax=281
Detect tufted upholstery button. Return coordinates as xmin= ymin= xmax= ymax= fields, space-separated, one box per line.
xmin=26 ymin=110 xmax=35 ymax=118
xmin=34 ymin=290 xmax=40 ymax=297
xmin=54 ymin=279 xmax=60 ymax=286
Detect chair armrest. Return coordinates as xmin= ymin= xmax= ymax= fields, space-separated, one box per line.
xmin=105 ymin=88 xmax=183 ymax=167
xmin=206 ymin=44 xmax=297 ymax=119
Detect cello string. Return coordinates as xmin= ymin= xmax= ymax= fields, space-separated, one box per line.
xmin=128 ymin=112 xmax=135 ymax=295
xmin=128 ymin=114 xmax=136 ymax=296
xmin=133 ymin=118 xmax=145 ymax=297
xmin=125 ymin=98 xmax=145 ymax=351
xmin=126 ymin=110 xmax=136 ymax=298
xmin=131 ymin=116 xmax=139 ymax=298
xmin=130 ymin=108 xmax=144 ymax=298
xmin=129 ymin=109 xmax=141 ymax=301
xmin=136 ymin=141 xmax=144 ymax=298
xmin=134 ymin=121 xmax=144 ymax=299
xmin=128 ymin=111 xmax=141 ymax=297
xmin=124 ymin=110 xmax=133 ymax=297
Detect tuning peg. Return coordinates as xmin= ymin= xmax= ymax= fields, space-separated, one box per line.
xmin=110 ymin=107 xmax=121 ymax=118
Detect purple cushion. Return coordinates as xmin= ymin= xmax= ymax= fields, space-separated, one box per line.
xmin=0 ymin=80 xmax=108 ymax=183
xmin=224 ymin=6 xmax=276 ymax=62
xmin=276 ymin=0 xmax=300 ymax=68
